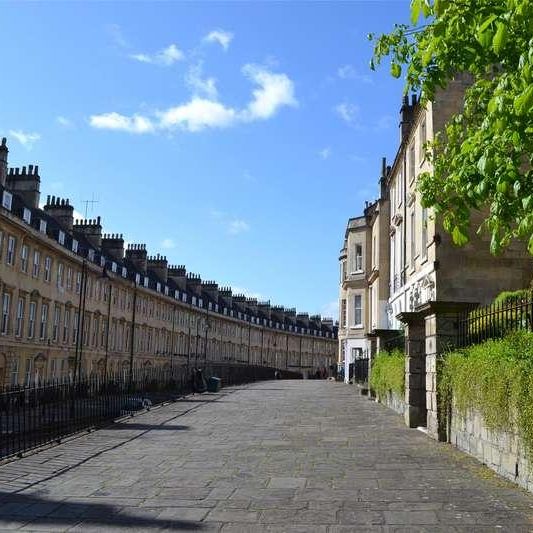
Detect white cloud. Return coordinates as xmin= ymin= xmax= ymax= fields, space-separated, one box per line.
xmin=107 ymin=23 xmax=128 ymax=48
xmin=204 ymin=29 xmax=234 ymax=51
xmin=242 ymin=64 xmax=298 ymax=121
xmin=161 ymin=238 xmax=176 ymax=249
xmin=321 ymin=300 xmax=339 ymax=320
xmin=158 ymin=98 xmax=236 ymax=132
xmin=228 ymin=219 xmax=250 ymax=235
xmin=335 ymin=102 xmax=360 ymax=126
xmin=185 ymin=63 xmax=218 ymax=100
xmin=9 ymin=130 xmax=41 ymax=149
xmin=56 ymin=116 xmax=74 ymax=128
xmin=319 ymin=147 xmax=332 ymax=160
xmin=90 ymin=65 xmax=297 ymax=134
xmin=210 ymin=210 xmax=250 ymax=235
xmin=337 ymin=64 xmax=373 ymax=84
xmin=89 ymin=112 xmax=155 ymax=134
xmin=130 ymin=44 xmax=184 ymax=66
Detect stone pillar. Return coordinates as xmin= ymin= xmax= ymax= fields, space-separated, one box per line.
xmin=423 ymin=302 xmax=477 ymax=441
xmin=399 ymin=314 xmax=427 ymax=428
xmin=425 ymin=311 xmax=460 ymax=441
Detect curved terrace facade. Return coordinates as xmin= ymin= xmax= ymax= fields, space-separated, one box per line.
xmin=0 ymin=138 xmax=337 ymax=386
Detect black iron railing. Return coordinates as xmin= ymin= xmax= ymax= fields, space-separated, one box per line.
xmin=352 ymin=357 xmax=369 ymax=383
xmin=0 ymin=363 xmax=301 ymax=460
xmin=457 ymin=291 xmax=533 ymax=348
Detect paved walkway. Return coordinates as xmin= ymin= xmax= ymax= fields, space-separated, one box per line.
xmin=1 ymin=381 xmax=533 ymax=532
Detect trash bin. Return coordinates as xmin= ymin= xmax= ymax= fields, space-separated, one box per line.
xmin=207 ymin=376 xmax=221 ymax=392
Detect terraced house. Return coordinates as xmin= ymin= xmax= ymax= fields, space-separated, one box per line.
xmin=338 ymin=76 xmax=533 ymax=392
xmin=0 ymin=138 xmax=337 ymax=387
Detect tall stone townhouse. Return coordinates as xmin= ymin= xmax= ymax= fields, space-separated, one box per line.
xmin=338 ymin=75 xmax=533 ymax=391
xmin=0 ymin=138 xmax=337 ymax=387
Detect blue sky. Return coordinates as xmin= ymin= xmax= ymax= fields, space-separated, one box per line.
xmin=1 ymin=1 xmax=409 ymax=319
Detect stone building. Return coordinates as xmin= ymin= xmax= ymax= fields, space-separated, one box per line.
xmin=338 ymin=76 xmax=533 ymax=405
xmin=337 ymin=160 xmax=392 ymax=382
xmin=0 ymin=138 xmax=337 ymax=387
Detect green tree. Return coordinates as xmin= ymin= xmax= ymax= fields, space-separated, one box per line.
xmin=369 ymin=0 xmax=533 ymax=254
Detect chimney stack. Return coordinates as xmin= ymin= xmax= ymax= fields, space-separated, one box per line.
xmin=186 ymin=273 xmax=202 ymax=296
xmin=73 ymin=217 xmax=103 ymax=249
xmin=147 ymin=254 xmax=168 ymax=283
xmin=125 ymin=243 xmax=147 ymax=274
xmin=44 ymin=196 xmax=74 ymax=231
xmin=0 ymin=138 xmax=8 ymax=187
xmin=102 ymin=233 xmax=125 ymax=262
xmin=6 ymin=165 xmax=41 ymax=209
xmin=168 ymin=265 xmax=187 ymax=290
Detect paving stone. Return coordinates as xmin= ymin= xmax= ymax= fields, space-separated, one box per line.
xmin=0 ymin=381 xmax=532 ymax=530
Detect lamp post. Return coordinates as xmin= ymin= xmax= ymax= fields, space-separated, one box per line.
xmin=203 ymin=304 xmax=210 ymax=366
xmin=73 ymin=258 xmax=88 ymax=384
xmin=128 ymin=279 xmax=138 ymax=391
xmin=103 ymin=269 xmax=112 ymax=383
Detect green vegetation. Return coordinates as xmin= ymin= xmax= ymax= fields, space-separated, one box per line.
xmin=440 ymin=331 xmax=533 ymax=458
xmin=369 ymin=0 xmax=533 ymax=255
xmin=468 ymin=289 xmax=532 ymax=337
xmin=370 ymin=349 xmax=405 ymax=398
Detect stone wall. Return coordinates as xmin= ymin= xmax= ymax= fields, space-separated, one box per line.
xmin=450 ymin=406 xmax=533 ymax=493
xmin=378 ymin=390 xmax=406 ymax=417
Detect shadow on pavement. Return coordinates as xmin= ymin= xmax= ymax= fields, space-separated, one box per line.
xmin=0 ymin=491 xmax=205 ymax=530
xmin=110 ymin=422 xmax=190 ymax=432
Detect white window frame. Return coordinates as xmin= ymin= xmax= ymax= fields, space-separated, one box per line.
xmin=2 ymin=190 xmax=12 ymax=210
xmin=20 ymin=244 xmax=29 ymax=273
xmin=6 ymin=235 xmax=15 ymax=266
xmin=1 ymin=292 xmax=10 ymax=334
xmin=22 ymin=208 xmax=31 ymax=224
xmin=39 ymin=219 xmax=47 ymax=234
xmin=353 ymin=294 xmax=363 ymax=328
xmin=44 ymin=256 xmax=52 ymax=282
xmin=28 ymin=301 xmax=36 ymax=339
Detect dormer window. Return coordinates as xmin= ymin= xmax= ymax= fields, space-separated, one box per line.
xmin=100 ymin=256 xmax=106 ymax=267
xmin=135 ymin=273 xmax=141 ymax=285
xmin=39 ymin=220 xmax=47 ymax=234
xmin=156 ymin=282 xmax=161 ymax=293
xmin=230 ymin=310 xmax=234 ymax=317
xmin=199 ymin=298 xmax=203 ymax=308
xmin=88 ymin=249 xmax=94 ymax=261
xmin=122 ymin=266 xmax=127 ymax=278
xmin=72 ymin=239 xmax=79 ymax=253
xmin=110 ymin=262 xmax=116 ymax=273
xmin=182 ymin=293 xmax=187 ymax=302
xmin=143 ymin=276 xmax=149 ymax=288
xmin=164 ymin=286 xmax=169 ymax=296
xmin=208 ymin=302 xmax=212 ymax=311
xmin=2 ymin=191 xmax=12 ymax=210
xmin=215 ymin=304 xmax=219 ymax=312
xmin=22 ymin=208 xmax=31 ymax=224
xmin=58 ymin=230 xmax=65 ymax=245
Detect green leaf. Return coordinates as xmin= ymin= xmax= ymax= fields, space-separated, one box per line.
xmin=390 ymin=63 xmax=402 ymax=78
xmin=493 ymin=22 xmax=508 ymax=55
xmin=477 ymin=27 xmax=494 ymax=49
xmin=527 ymin=234 xmax=533 ymax=255
xmin=410 ymin=0 xmax=421 ymax=24
xmin=514 ymin=86 xmax=533 ymax=116
xmin=452 ymin=226 xmax=469 ymax=246
xmin=479 ymin=14 xmax=498 ymax=33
